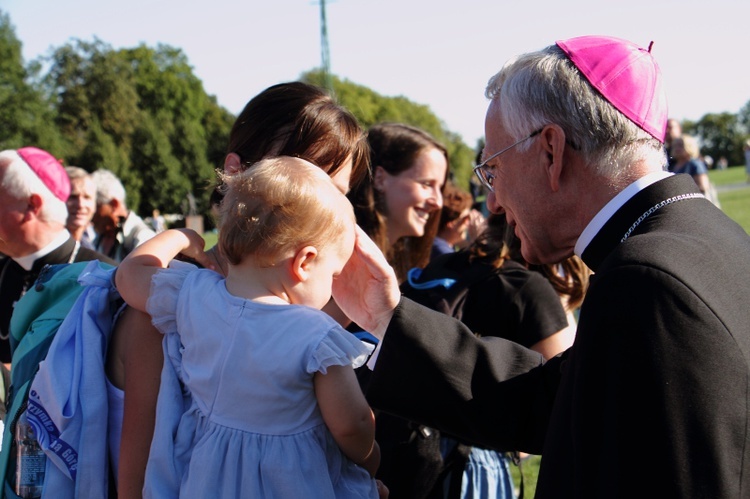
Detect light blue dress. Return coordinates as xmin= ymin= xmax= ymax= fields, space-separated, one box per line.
xmin=144 ymin=264 xmax=378 ymax=498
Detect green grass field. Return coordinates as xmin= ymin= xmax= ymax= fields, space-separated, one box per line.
xmin=202 ymin=230 xmax=218 ymax=250
xmin=510 ymin=455 xmax=541 ymax=498
xmin=707 ymin=164 xmax=747 ymax=186
xmin=709 ymin=166 xmax=750 ymax=233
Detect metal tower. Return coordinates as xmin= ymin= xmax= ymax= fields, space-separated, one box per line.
xmin=318 ymin=0 xmax=334 ymax=94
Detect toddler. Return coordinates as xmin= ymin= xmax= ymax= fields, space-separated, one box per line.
xmin=115 ymin=157 xmax=379 ymax=498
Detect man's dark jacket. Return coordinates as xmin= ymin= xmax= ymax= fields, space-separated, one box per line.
xmin=366 ymin=174 xmax=750 ymax=498
xmin=0 ymin=237 xmax=115 ymax=363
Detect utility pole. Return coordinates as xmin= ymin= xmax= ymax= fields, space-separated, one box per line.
xmin=318 ymin=0 xmax=334 ymax=95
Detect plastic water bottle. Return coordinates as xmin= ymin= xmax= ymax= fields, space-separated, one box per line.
xmin=14 ymin=410 xmax=45 ymax=498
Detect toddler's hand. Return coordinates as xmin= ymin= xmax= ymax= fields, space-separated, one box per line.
xmin=173 ymin=228 xmax=215 ymax=270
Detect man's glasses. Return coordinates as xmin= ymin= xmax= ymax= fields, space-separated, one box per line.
xmin=473 ymin=129 xmax=543 ymax=192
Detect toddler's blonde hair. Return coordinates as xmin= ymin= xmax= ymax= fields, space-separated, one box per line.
xmin=218 ymin=156 xmax=354 ymax=267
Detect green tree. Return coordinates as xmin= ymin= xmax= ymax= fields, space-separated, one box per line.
xmin=737 ymin=100 xmax=750 ymax=132
xmin=130 ymin=114 xmax=188 ymax=213
xmin=737 ymin=100 xmax=750 ymax=153
xmin=120 ymin=44 xmax=232 ymax=215
xmin=39 ymin=39 xmax=234 ymax=217
xmin=302 ymin=70 xmax=476 ymax=189
xmin=0 ymin=10 xmax=65 ymax=153
xmin=42 ymin=39 xmax=142 ymax=161
xmin=688 ymin=113 xmax=744 ymax=166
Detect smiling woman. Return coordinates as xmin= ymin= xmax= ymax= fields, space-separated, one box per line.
xmin=347 ymin=122 xmax=449 ymax=283
xmin=108 ymin=81 xmax=374 ymax=499
xmin=345 ymin=122 xmax=449 ymax=498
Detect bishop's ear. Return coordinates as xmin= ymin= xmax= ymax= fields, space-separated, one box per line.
xmin=26 ymin=193 xmax=44 ymax=219
xmin=539 ymin=124 xmax=567 ymax=192
xmin=291 ymin=246 xmax=319 ymax=282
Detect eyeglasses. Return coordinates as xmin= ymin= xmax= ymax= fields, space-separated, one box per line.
xmin=473 ymin=128 xmax=543 ymax=192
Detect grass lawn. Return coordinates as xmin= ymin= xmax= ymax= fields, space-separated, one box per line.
xmin=707 ymin=164 xmax=747 ymax=186
xmin=510 ymin=455 xmax=542 ymax=498
xmin=202 ymin=230 xmax=218 ymax=250
xmin=709 ymin=166 xmax=750 ymax=233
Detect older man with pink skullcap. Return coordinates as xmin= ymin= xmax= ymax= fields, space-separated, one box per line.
xmin=0 ymin=147 xmax=114 ymax=366
xmin=333 ymin=36 xmax=750 ymax=497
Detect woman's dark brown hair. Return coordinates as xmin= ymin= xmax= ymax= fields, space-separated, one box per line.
xmin=227 ymin=81 xmax=368 ymax=187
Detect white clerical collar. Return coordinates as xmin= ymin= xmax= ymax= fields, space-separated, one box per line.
xmin=13 ymin=230 xmax=71 ymax=271
xmin=575 ymin=171 xmax=672 ymax=257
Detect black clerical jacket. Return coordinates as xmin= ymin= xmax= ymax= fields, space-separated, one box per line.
xmin=0 ymin=237 xmax=114 ymax=363
xmin=367 ymin=174 xmax=750 ymax=498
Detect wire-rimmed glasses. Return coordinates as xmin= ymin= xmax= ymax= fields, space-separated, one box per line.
xmin=473 ymin=128 xmax=543 ymax=192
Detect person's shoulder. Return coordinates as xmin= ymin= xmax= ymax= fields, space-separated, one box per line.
xmin=686 ymin=158 xmax=708 ymax=174
xmin=430 ymin=237 xmax=453 ymax=258
xmin=122 ymin=211 xmax=156 ymax=235
xmin=472 ymin=259 xmax=555 ymax=302
xmin=133 ymin=215 xmax=156 ymax=236
xmin=76 ymin=246 xmax=117 ymax=267
xmin=121 ymin=213 xmax=157 ymax=251
xmin=475 ymin=259 xmax=532 ymax=287
xmin=420 ymin=248 xmax=473 ymax=278
xmin=159 ymin=262 xmax=217 ymax=288
xmin=285 ymin=304 xmax=340 ymax=326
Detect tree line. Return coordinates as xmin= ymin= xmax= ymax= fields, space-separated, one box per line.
xmin=2 ymin=10 xmax=748 ymax=223
xmin=0 ymin=11 xmax=476 ymax=224
xmin=681 ymin=108 xmax=750 ymax=168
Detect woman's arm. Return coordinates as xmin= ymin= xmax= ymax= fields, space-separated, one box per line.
xmin=314 ymin=365 xmax=379 ymax=476
xmin=692 ymin=172 xmax=711 ymax=194
xmin=115 ymin=229 xmax=213 ymax=311
xmin=530 ymin=306 xmax=577 ymax=360
xmin=530 ymin=326 xmax=575 ymax=360
xmin=111 ymin=307 xmax=164 ymax=499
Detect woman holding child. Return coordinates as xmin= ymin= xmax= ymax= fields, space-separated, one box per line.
xmin=108 ymin=81 xmax=386 ymax=497
xmin=115 ymin=158 xmax=379 ymax=497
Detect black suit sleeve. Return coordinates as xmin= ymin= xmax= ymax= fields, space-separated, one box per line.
xmin=366 ymin=297 xmax=565 ymax=454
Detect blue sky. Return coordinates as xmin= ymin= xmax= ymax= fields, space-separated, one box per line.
xmin=3 ymin=0 xmax=749 ymax=147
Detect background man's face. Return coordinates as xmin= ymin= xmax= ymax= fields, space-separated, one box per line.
xmin=91 ymin=201 xmax=119 ymax=236
xmin=66 ymin=177 xmax=96 ymax=230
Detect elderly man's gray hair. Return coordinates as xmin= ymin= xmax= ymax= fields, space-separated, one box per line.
xmin=91 ymin=169 xmax=127 ymax=207
xmin=485 ymin=44 xmax=666 ymax=179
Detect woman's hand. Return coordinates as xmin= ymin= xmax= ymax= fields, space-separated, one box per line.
xmin=376 ymin=479 xmax=389 ymax=498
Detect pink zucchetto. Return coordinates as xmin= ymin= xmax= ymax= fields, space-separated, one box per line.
xmin=16 ymin=146 xmax=70 ymax=202
xmin=556 ymin=35 xmax=668 ymax=142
